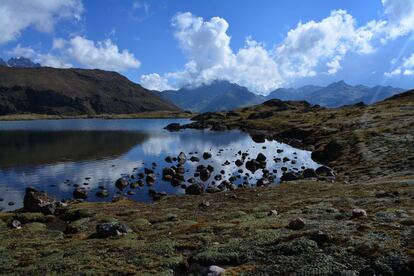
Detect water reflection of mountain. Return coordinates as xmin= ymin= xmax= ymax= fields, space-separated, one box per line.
xmin=0 ymin=130 xmax=149 ymax=168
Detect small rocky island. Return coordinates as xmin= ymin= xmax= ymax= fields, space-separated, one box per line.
xmin=0 ymin=90 xmax=413 ymax=275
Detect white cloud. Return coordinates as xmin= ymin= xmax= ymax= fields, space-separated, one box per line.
xmin=8 ymin=44 xmax=72 ymax=68
xmin=66 ymin=36 xmax=141 ymax=71
xmin=385 ymin=52 xmax=414 ymax=77
xmin=381 ymin=0 xmax=414 ymax=41
xmin=8 ymin=36 xmax=141 ymax=71
xmin=0 ymin=0 xmax=83 ymax=44
xmin=140 ymin=73 xmax=173 ymax=91
xmin=141 ymin=11 xmax=379 ymax=94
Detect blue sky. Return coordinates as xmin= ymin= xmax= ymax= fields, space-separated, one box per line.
xmin=0 ymin=0 xmax=413 ymax=93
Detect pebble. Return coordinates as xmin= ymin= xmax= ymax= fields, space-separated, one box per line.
xmin=352 ymin=208 xmax=367 ymax=218
xmin=207 ymin=265 xmax=225 ymax=276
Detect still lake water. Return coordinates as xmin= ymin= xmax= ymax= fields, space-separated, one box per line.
xmin=0 ymin=119 xmax=320 ymax=211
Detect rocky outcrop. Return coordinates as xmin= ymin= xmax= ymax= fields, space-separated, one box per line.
xmin=23 ymin=187 xmax=58 ymax=215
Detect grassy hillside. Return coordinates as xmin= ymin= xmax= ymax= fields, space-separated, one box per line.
xmin=0 ymin=67 xmax=180 ymax=116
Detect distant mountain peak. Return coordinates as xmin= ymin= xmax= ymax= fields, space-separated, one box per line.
xmin=7 ymin=57 xmax=41 ymax=68
xmin=0 ymin=57 xmax=42 ymax=68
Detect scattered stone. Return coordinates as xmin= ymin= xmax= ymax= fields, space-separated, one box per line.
xmin=302 ymin=168 xmax=317 ymax=178
xmin=203 ymin=152 xmax=212 ymax=159
xmin=200 ymin=168 xmax=211 ymax=182
xmin=309 ymin=230 xmax=331 ymax=244
xmin=189 ymin=156 xmax=200 ymax=162
xmin=256 ymin=153 xmax=267 ymax=162
xmin=165 ymin=156 xmax=173 ymax=163
xmin=185 ymin=183 xmax=205 ymax=195
xmin=73 ymin=187 xmax=88 ymax=199
xmin=199 ymin=200 xmax=210 ymax=207
xmin=11 ymin=220 xmax=22 ymax=229
xmin=268 ymin=210 xmax=278 ymax=216
xmin=315 ymin=166 xmax=335 ymax=177
xmin=281 ymin=172 xmax=299 ymax=182
xmin=144 ymin=168 xmax=154 ymax=174
xmin=235 ymin=159 xmax=243 ymax=167
xmin=352 ymin=208 xmax=367 ymax=218
xmin=287 ymin=218 xmax=305 ymax=230
xmin=96 ymin=189 xmax=109 ymax=198
xmin=96 ymin=222 xmax=133 ymax=238
xmin=127 ymin=191 xmax=136 ymax=195
xmin=256 ymin=178 xmax=270 ymax=187
xmin=115 ymin=178 xmax=128 ymax=190
xmin=177 ymin=152 xmax=186 ymax=164
xmin=164 ymin=123 xmax=181 ymax=131
xmin=146 ymin=174 xmax=156 ymax=185
xmin=23 ymin=187 xmax=58 ymax=215
xmin=207 ymin=265 xmax=225 ymax=276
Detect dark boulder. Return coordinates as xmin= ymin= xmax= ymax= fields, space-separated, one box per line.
xmin=23 ymin=187 xmax=58 ymax=215
xmin=203 ymin=152 xmax=212 ymax=159
xmin=281 ymin=172 xmax=300 ymax=182
xmin=73 ymin=187 xmax=88 ymax=199
xmin=302 ymin=168 xmax=317 ymax=178
xmin=96 ymin=221 xmax=133 ymax=238
xmin=311 ymin=140 xmax=345 ymax=164
xmin=164 ymin=123 xmax=181 ymax=131
xmin=115 ymin=178 xmax=128 ymax=190
xmin=185 ymin=183 xmax=205 ymax=195
xmin=96 ymin=189 xmax=109 ymax=198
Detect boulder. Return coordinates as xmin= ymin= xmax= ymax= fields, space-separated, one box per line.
xmin=115 ymin=178 xmax=128 ymax=190
xmin=177 ymin=152 xmax=186 ymax=164
xmin=203 ymin=152 xmax=212 ymax=160
xmin=256 ymin=153 xmax=267 ymax=163
xmin=287 ymin=218 xmax=305 ymax=230
xmin=302 ymin=168 xmax=317 ymax=178
xmin=73 ymin=187 xmax=88 ymax=199
xmin=96 ymin=221 xmax=133 ymax=238
xmin=164 ymin=123 xmax=181 ymax=131
xmin=207 ymin=265 xmax=225 ymax=276
xmin=190 ymin=156 xmax=200 ymax=162
xmin=281 ymin=172 xmax=299 ymax=182
xmin=23 ymin=187 xmax=58 ymax=215
xmin=185 ymin=184 xmax=205 ymax=195
xmin=96 ymin=190 xmax=109 ymax=198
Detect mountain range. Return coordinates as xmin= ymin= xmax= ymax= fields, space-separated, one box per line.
xmin=162 ymin=80 xmax=405 ymax=112
xmin=0 ymin=67 xmax=178 ymax=116
xmin=0 ymin=57 xmax=41 ymax=68
xmin=162 ymin=81 xmax=263 ymax=113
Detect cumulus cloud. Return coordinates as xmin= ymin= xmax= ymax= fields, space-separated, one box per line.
xmin=142 ymin=11 xmax=379 ymax=94
xmin=385 ymin=53 xmax=414 ymax=76
xmin=8 ymin=35 xmax=142 ymax=71
xmin=0 ymin=0 xmax=83 ymax=44
xmin=140 ymin=73 xmax=173 ymax=91
xmin=381 ymin=0 xmax=414 ymax=41
xmin=65 ymin=36 xmax=141 ymax=71
xmin=8 ymin=44 xmax=72 ymax=68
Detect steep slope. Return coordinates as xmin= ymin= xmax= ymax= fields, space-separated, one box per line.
xmin=162 ymin=80 xmax=263 ymax=112
xmin=0 ymin=67 xmax=179 ymax=116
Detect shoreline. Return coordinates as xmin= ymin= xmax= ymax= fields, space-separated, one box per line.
xmin=0 ymin=111 xmax=194 ymax=121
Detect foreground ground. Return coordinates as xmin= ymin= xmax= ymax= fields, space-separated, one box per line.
xmin=0 ymin=90 xmax=413 ymax=275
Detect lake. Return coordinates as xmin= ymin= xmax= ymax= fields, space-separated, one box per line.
xmin=0 ymin=119 xmax=320 ymax=211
